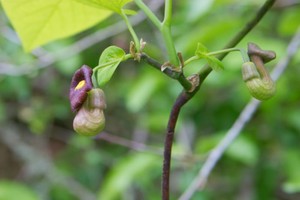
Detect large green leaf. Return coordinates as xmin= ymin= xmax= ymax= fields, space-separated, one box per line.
xmin=1 ymin=0 xmax=112 ymax=52
xmin=95 ymin=46 xmax=125 ymax=86
xmin=75 ymin=0 xmax=132 ymax=14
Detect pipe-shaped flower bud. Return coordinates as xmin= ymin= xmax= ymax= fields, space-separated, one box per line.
xmin=242 ymin=62 xmax=276 ymax=100
xmin=73 ymin=88 xmax=106 ymax=136
xmin=242 ymin=43 xmax=276 ymax=101
xmin=69 ymin=65 xmax=106 ymax=136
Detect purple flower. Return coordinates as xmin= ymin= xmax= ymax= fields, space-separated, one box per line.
xmin=69 ymin=65 xmax=93 ymax=112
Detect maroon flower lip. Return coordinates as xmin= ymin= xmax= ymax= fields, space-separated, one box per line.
xmin=69 ymin=65 xmax=93 ymax=112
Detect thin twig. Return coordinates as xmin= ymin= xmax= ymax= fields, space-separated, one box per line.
xmin=96 ymin=132 xmax=163 ymax=155
xmin=93 ymin=131 xmax=202 ymax=161
xmin=179 ymin=27 xmax=300 ymax=200
xmin=161 ymin=0 xmax=276 ymax=199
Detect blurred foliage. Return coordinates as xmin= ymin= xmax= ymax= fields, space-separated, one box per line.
xmin=1 ymin=0 xmax=300 ymax=200
xmin=0 ymin=181 xmax=38 ymax=200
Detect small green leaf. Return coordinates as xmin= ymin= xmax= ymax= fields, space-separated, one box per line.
xmin=96 ymin=46 xmax=125 ymax=86
xmin=1 ymin=0 xmax=112 ymax=52
xmin=194 ymin=42 xmax=224 ymax=71
xmin=205 ymin=56 xmax=224 ymax=71
xmin=195 ymin=42 xmax=208 ymax=57
xmin=75 ymin=0 xmax=132 ymax=14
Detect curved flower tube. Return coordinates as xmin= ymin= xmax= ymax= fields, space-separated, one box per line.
xmin=242 ymin=62 xmax=276 ymax=100
xmin=69 ymin=65 xmax=93 ymax=112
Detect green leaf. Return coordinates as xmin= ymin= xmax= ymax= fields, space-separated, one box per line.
xmin=194 ymin=42 xmax=224 ymax=71
xmin=278 ymin=7 xmax=300 ymax=36
xmin=0 ymin=181 xmax=38 ymax=200
xmin=195 ymin=42 xmax=208 ymax=57
xmin=282 ymin=150 xmax=300 ymax=193
xmin=283 ymin=182 xmax=300 ymax=194
xmin=96 ymin=46 xmax=125 ymax=86
xmin=98 ymin=153 xmax=159 ymax=200
xmin=1 ymin=0 xmax=112 ymax=52
xmin=205 ymin=56 xmax=224 ymax=71
xmin=225 ymin=135 xmax=259 ymax=166
xmin=75 ymin=0 xmax=133 ymax=14
xmin=126 ymin=71 xmax=164 ymax=112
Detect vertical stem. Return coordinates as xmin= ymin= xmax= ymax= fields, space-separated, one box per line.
xmin=161 ymin=26 xmax=179 ymax=65
xmin=162 ymin=92 xmax=191 ymax=200
xmin=134 ymin=0 xmax=162 ymax=29
xmin=162 ymin=0 xmax=172 ymax=26
xmin=121 ymin=10 xmax=140 ymax=50
xmin=161 ymin=0 xmax=179 ymax=66
xmin=134 ymin=0 xmax=178 ymax=65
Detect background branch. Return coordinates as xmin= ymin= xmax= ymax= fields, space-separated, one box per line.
xmin=179 ymin=27 xmax=300 ymax=200
xmin=96 ymin=131 xmax=163 ymax=155
xmin=95 ymin=131 xmax=201 ymax=161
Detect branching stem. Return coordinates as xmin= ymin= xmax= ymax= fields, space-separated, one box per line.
xmin=140 ymin=53 xmax=192 ymax=90
xmin=161 ymin=0 xmax=276 ymax=200
xmin=184 ymin=48 xmax=249 ymax=67
xmin=207 ymin=48 xmax=249 ymax=62
xmin=135 ymin=0 xmax=179 ymax=65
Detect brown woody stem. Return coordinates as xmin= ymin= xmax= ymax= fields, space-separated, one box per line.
xmin=140 ymin=53 xmax=192 ymax=91
xmin=162 ymin=92 xmax=191 ymax=200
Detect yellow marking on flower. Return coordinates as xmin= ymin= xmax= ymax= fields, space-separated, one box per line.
xmin=75 ymin=80 xmax=86 ymax=90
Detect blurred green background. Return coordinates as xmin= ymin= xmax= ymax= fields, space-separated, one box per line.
xmin=1 ymin=0 xmax=300 ymax=199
